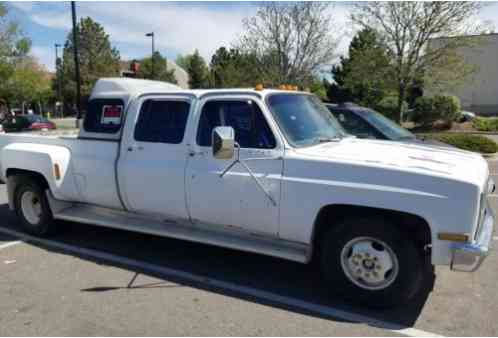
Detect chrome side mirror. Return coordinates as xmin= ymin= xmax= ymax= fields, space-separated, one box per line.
xmin=212 ymin=126 xmax=235 ymax=160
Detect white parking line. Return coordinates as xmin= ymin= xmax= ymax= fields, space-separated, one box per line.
xmin=0 ymin=226 xmax=442 ymax=337
xmin=0 ymin=240 xmax=22 ymax=251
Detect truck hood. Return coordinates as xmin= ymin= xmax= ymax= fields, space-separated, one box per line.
xmin=294 ymin=138 xmax=489 ymax=188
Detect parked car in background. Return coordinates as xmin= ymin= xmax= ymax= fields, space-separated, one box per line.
xmin=2 ymin=114 xmax=56 ymax=132
xmin=23 ymin=114 xmax=57 ymax=131
xmin=325 ymin=103 xmax=449 ymax=146
xmin=460 ymin=110 xmax=476 ymax=122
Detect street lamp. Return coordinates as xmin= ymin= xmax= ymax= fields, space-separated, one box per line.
xmin=71 ymin=1 xmax=82 ymax=127
xmin=54 ymin=43 xmax=62 ymax=117
xmin=145 ymin=32 xmax=155 ymax=79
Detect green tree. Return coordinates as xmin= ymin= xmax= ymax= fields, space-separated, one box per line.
xmin=0 ymin=3 xmax=32 ymax=108
xmin=59 ymin=17 xmax=120 ymax=111
xmin=136 ymin=51 xmax=177 ymax=83
xmin=1 ymin=57 xmax=54 ymax=113
xmin=210 ymin=47 xmax=261 ymax=88
xmin=328 ymin=28 xmax=392 ymax=107
xmin=187 ymin=50 xmax=209 ymax=89
xmin=352 ymin=2 xmax=483 ymax=122
xmin=309 ymin=79 xmax=328 ymax=101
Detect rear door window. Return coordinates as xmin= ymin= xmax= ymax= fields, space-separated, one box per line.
xmin=134 ymin=100 xmax=190 ymax=144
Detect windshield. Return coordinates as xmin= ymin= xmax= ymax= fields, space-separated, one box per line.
xmin=361 ymin=109 xmax=415 ymax=140
xmin=267 ymin=93 xmax=346 ymax=147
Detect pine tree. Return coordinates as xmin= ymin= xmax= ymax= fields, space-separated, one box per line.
xmin=187 ymin=50 xmax=209 ymax=89
xmin=136 ymin=51 xmax=177 ymax=84
xmin=59 ymin=17 xmax=121 ymax=110
xmin=328 ymin=27 xmax=392 ymax=107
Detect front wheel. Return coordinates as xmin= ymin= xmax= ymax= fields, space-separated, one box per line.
xmin=320 ymin=217 xmax=429 ymax=308
xmin=14 ymin=176 xmax=56 ymax=236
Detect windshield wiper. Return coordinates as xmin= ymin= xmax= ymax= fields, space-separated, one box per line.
xmin=314 ymin=136 xmax=343 ymax=144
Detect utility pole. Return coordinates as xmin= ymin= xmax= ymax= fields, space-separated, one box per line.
xmin=145 ymin=32 xmax=155 ymax=79
xmin=71 ymin=1 xmax=82 ymax=128
xmin=54 ymin=43 xmax=62 ymax=118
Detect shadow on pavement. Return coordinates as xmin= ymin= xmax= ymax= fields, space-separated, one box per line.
xmin=0 ymin=203 xmax=432 ymax=330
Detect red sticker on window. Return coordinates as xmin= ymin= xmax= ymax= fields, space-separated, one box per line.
xmin=101 ymin=105 xmax=123 ymax=125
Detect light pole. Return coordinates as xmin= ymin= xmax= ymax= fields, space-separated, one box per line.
xmin=71 ymin=1 xmax=82 ymax=127
xmin=54 ymin=43 xmax=62 ymax=117
xmin=145 ymin=32 xmax=155 ymax=79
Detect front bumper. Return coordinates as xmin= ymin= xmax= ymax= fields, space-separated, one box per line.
xmin=451 ymin=202 xmax=494 ymax=272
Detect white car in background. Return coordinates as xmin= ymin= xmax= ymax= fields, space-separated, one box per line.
xmin=461 ymin=110 xmax=477 ymax=122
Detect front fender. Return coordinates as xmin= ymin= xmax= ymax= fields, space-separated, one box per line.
xmin=279 ymin=157 xmax=480 ymax=266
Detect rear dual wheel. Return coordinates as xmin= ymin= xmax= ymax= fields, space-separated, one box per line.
xmin=13 ymin=176 xmax=57 ymax=236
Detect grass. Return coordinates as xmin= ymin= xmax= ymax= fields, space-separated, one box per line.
xmin=422 ymin=133 xmax=498 ymax=154
xmin=472 ymin=117 xmax=498 ymax=132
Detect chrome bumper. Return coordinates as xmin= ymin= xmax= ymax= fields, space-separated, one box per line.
xmin=451 ymin=202 xmax=494 ymax=272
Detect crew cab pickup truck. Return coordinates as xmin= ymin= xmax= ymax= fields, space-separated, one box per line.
xmin=0 ymin=78 xmax=494 ymax=307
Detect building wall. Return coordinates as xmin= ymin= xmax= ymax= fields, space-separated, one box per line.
xmin=428 ymin=34 xmax=498 ymax=116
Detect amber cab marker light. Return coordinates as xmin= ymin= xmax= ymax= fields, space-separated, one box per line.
xmin=437 ymin=232 xmax=469 ymax=242
xmin=255 ymin=84 xmax=264 ymax=91
xmin=278 ymin=84 xmax=286 ymax=90
xmin=54 ymin=164 xmax=61 ymax=180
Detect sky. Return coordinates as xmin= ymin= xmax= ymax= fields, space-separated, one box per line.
xmin=7 ymin=1 xmax=498 ymax=73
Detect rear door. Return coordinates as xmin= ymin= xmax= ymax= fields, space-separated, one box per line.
xmin=118 ymin=96 xmax=192 ymax=222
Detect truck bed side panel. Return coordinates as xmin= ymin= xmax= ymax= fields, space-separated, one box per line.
xmin=0 ymin=133 xmax=122 ymax=210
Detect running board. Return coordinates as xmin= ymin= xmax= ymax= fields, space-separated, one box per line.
xmin=53 ymin=204 xmax=309 ymax=263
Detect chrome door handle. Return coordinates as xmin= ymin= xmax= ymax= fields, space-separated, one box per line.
xmin=127 ymin=146 xmax=144 ymax=152
xmin=189 ymin=150 xmax=204 ymax=157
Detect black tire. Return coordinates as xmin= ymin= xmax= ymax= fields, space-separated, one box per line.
xmin=13 ymin=175 xmax=56 ymax=236
xmin=320 ymin=216 xmax=429 ymax=308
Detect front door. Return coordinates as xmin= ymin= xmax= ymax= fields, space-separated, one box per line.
xmin=186 ymin=97 xmax=284 ymax=237
xmin=118 ymin=97 xmax=192 ymax=222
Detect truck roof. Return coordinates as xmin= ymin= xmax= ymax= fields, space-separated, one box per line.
xmin=91 ymin=78 xmax=304 ymax=100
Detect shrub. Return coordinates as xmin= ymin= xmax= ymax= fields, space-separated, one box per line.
xmin=374 ymin=95 xmax=408 ymax=121
xmin=433 ymin=95 xmax=461 ymax=124
xmin=412 ymin=95 xmax=461 ymax=127
xmin=424 ymin=133 xmax=498 ymax=154
xmin=473 ymin=117 xmax=498 ymax=132
xmin=412 ymin=97 xmax=438 ymax=126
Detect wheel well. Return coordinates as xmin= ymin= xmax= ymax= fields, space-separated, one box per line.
xmin=6 ymin=168 xmax=50 ymax=190
xmin=312 ymin=204 xmax=432 ymax=257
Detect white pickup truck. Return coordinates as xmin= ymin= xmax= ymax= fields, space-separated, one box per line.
xmin=0 ymin=78 xmax=494 ymax=307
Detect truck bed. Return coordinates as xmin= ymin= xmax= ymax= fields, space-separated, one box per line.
xmin=0 ymin=132 xmax=123 ymax=209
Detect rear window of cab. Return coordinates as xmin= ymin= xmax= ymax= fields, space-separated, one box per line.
xmin=84 ymin=99 xmax=125 ymax=134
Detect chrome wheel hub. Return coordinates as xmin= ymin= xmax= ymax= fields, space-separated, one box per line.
xmin=21 ymin=191 xmax=42 ymax=225
xmin=340 ymin=236 xmax=399 ymax=290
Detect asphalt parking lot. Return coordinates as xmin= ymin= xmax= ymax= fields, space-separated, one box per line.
xmin=1 ymin=160 xmax=498 ymax=336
